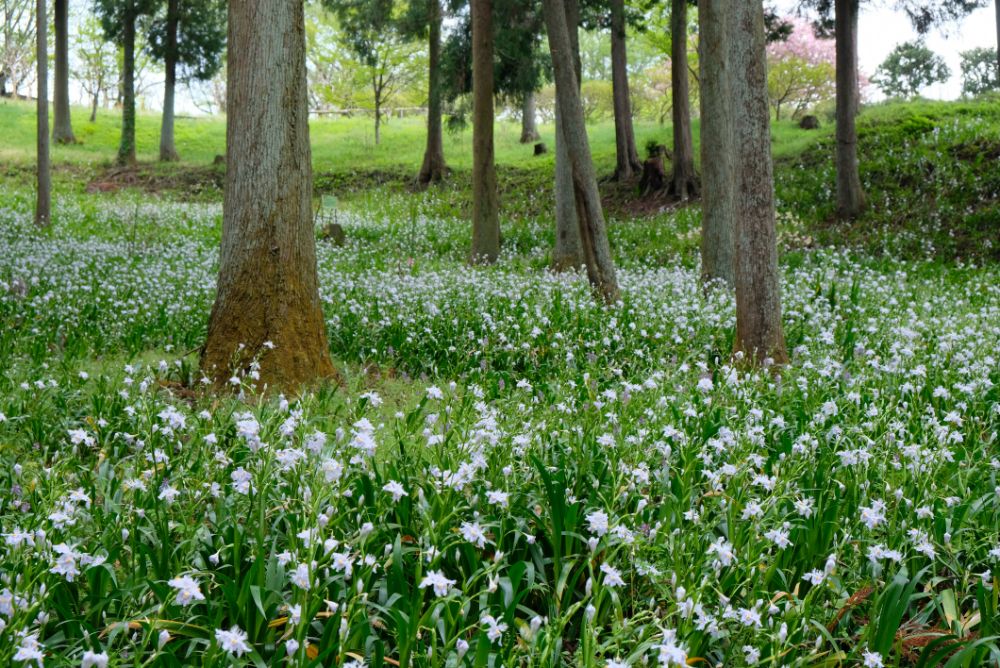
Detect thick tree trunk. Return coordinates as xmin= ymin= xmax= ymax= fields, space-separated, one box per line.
xmin=117 ymin=3 xmax=137 ymax=166
xmin=418 ymin=0 xmax=446 ymax=184
xmin=159 ymin=0 xmax=180 ymax=161
xmin=732 ymin=0 xmax=787 ymax=366
xmin=698 ymin=0 xmax=734 ymax=286
xmin=36 ymin=0 xmax=50 ymax=228
xmin=670 ymin=0 xmax=697 ymax=199
xmin=610 ymin=0 xmax=641 ymax=180
xmin=470 ymin=0 xmax=499 ymax=263
xmin=519 ymin=91 xmax=540 ymax=143
xmin=552 ymin=0 xmax=584 ymax=271
xmin=834 ymin=0 xmax=865 ymax=218
xmin=543 ymin=0 xmax=619 ymax=303
xmin=52 ymin=0 xmax=75 ymax=144
xmin=201 ymin=0 xmax=335 ymax=390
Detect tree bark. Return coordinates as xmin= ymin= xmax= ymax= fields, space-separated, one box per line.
xmin=418 ymin=0 xmax=446 ymax=184
xmin=732 ymin=0 xmax=787 ymax=366
xmin=610 ymin=0 xmax=641 ymax=180
xmin=159 ymin=0 xmax=180 ymax=161
xmin=90 ymin=93 xmax=99 ymax=122
xmin=543 ymin=0 xmax=619 ymax=303
xmin=470 ymin=0 xmax=499 ymax=263
xmin=374 ymin=94 xmax=382 ymax=145
xmin=36 ymin=0 xmax=50 ymax=228
xmin=698 ymin=0 xmax=734 ymax=286
xmin=552 ymin=0 xmax=584 ymax=271
xmin=519 ymin=91 xmax=540 ymax=143
xmin=994 ymin=0 xmax=999 ymax=87
xmin=117 ymin=1 xmax=137 ymax=166
xmin=52 ymin=0 xmax=75 ymax=144
xmin=201 ymin=0 xmax=335 ymax=390
xmin=670 ymin=0 xmax=697 ymax=199
xmin=834 ymin=0 xmax=865 ymax=218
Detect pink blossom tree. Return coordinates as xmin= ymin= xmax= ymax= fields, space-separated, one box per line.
xmin=766 ymin=17 xmax=837 ymax=120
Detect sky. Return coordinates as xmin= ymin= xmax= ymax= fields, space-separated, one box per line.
xmin=773 ymin=0 xmax=999 ymax=100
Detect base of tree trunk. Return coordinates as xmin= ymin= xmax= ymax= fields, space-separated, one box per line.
xmin=160 ymin=148 xmax=180 ymax=162
xmin=639 ymin=156 xmax=667 ymax=196
xmin=53 ymin=132 xmax=77 ymax=145
xmin=417 ymin=163 xmax=448 ymax=186
xmin=550 ymin=253 xmax=584 ymax=272
xmin=520 ymin=129 xmax=541 ymax=144
xmin=612 ymin=159 xmax=643 ymax=182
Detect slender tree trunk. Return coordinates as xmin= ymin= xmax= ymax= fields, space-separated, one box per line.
xmin=670 ymin=0 xmax=697 ymax=199
xmin=36 ymin=0 xmax=50 ymax=228
xmin=610 ymin=0 xmax=640 ymax=180
xmin=52 ymin=0 xmax=75 ymax=144
xmin=374 ymin=92 xmax=382 ymax=145
xmin=732 ymin=0 xmax=787 ymax=366
xmin=470 ymin=0 xmax=499 ymax=263
xmin=552 ymin=0 xmax=584 ymax=271
xmin=519 ymin=91 xmax=539 ymax=143
xmin=159 ymin=0 xmax=180 ymax=161
xmin=834 ymin=0 xmax=865 ymax=218
xmin=90 ymin=93 xmax=99 ymax=122
xmin=202 ymin=0 xmax=335 ymax=390
xmin=994 ymin=0 xmax=998 ymax=86
xmin=418 ymin=0 xmax=446 ymax=184
xmin=698 ymin=0 xmax=734 ymax=286
xmin=117 ymin=2 xmax=137 ymax=166
xmin=543 ymin=0 xmax=619 ymax=303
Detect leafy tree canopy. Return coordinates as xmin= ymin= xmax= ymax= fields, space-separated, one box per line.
xmin=872 ymin=40 xmax=950 ymax=98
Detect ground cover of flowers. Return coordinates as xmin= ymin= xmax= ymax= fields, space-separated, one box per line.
xmin=1 ymin=194 xmax=999 ymax=667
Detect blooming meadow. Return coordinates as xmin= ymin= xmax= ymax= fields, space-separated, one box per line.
xmin=1 ymin=195 xmax=999 ymax=667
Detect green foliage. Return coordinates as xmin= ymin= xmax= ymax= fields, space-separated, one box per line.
xmin=144 ymin=0 xmax=227 ymax=82
xmin=959 ymin=47 xmax=1000 ymax=97
xmin=872 ymin=40 xmax=951 ymax=98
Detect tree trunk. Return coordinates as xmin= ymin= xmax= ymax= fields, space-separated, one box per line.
xmin=994 ymin=0 xmax=999 ymax=88
xmin=117 ymin=2 xmax=137 ymax=166
xmin=90 ymin=93 xmax=99 ymax=122
xmin=697 ymin=0 xmax=734 ymax=286
xmin=610 ymin=0 xmax=641 ymax=180
xmin=519 ymin=91 xmax=540 ymax=143
xmin=470 ymin=0 xmax=499 ymax=263
xmin=670 ymin=0 xmax=697 ymax=199
xmin=52 ymin=0 xmax=75 ymax=144
xmin=202 ymin=0 xmax=335 ymax=390
xmin=543 ymin=0 xmax=619 ymax=303
xmin=36 ymin=0 xmax=50 ymax=228
xmin=552 ymin=0 xmax=584 ymax=271
xmin=834 ymin=0 xmax=865 ymax=218
xmin=418 ymin=0 xmax=446 ymax=184
xmin=732 ymin=0 xmax=787 ymax=366
xmin=159 ymin=0 xmax=180 ymax=161
xmin=374 ymin=95 xmax=382 ymax=145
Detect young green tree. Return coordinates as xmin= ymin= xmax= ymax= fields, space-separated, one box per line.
xmin=202 ymin=0 xmax=335 ymax=390
xmin=145 ymin=0 xmax=226 ymax=161
xmin=94 ymin=0 xmax=158 ymax=165
xmin=52 ymin=0 xmax=75 ymax=143
xmin=72 ymin=16 xmax=119 ymax=121
xmin=873 ymin=40 xmax=950 ymax=97
xmin=959 ymin=46 xmax=999 ymax=96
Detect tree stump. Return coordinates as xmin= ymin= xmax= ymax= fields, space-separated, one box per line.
xmin=318 ymin=222 xmax=346 ymax=246
xmin=534 ymin=142 xmax=548 ymax=155
xmin=639 ymin=155 xmax=667 ymax=196
xmin=799 ymin=115 xmax=820 ymax=130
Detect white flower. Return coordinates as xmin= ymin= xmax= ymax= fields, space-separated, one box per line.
xmin=81 ymin=650 xmax=110 ymax=668
xmin=168 ymin=574 xmax=205 ymax=605
xmin=862 ymin=648 xmax=884 ymax=667
xmin=460 ymin=521 xmax=489 ymax=548
xmin=420 ymin=570 xmax=456 ymax=597
xmin=586 ymin=510 xmax=610 ymax=536
xmin=600 ymin=563 xmax=625 ymax=588
xmin=802 ymin=569 xmax=825 ymax=586
xmin=13 ymin=633 xmax=44 ymax=664
xmin=51 ymin=543 xmax=81 ymax=581
xmin=214 ymin=626 xmax=251 ymax=657
xmin=290 ymin=563 xmax=311 ymax=589
xmin=383 ymin=480 xmax=408 ymax=502
xmin=481 ymin=614 xmax=507 ymax=643
xmin=486 ymin=490 xmax=510 ymax=508
xmin=656 ymin=630 xmax=688 ymax=666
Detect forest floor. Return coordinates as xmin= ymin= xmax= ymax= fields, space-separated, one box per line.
xmin=0 ymin=97 xmax=999 ymax=667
